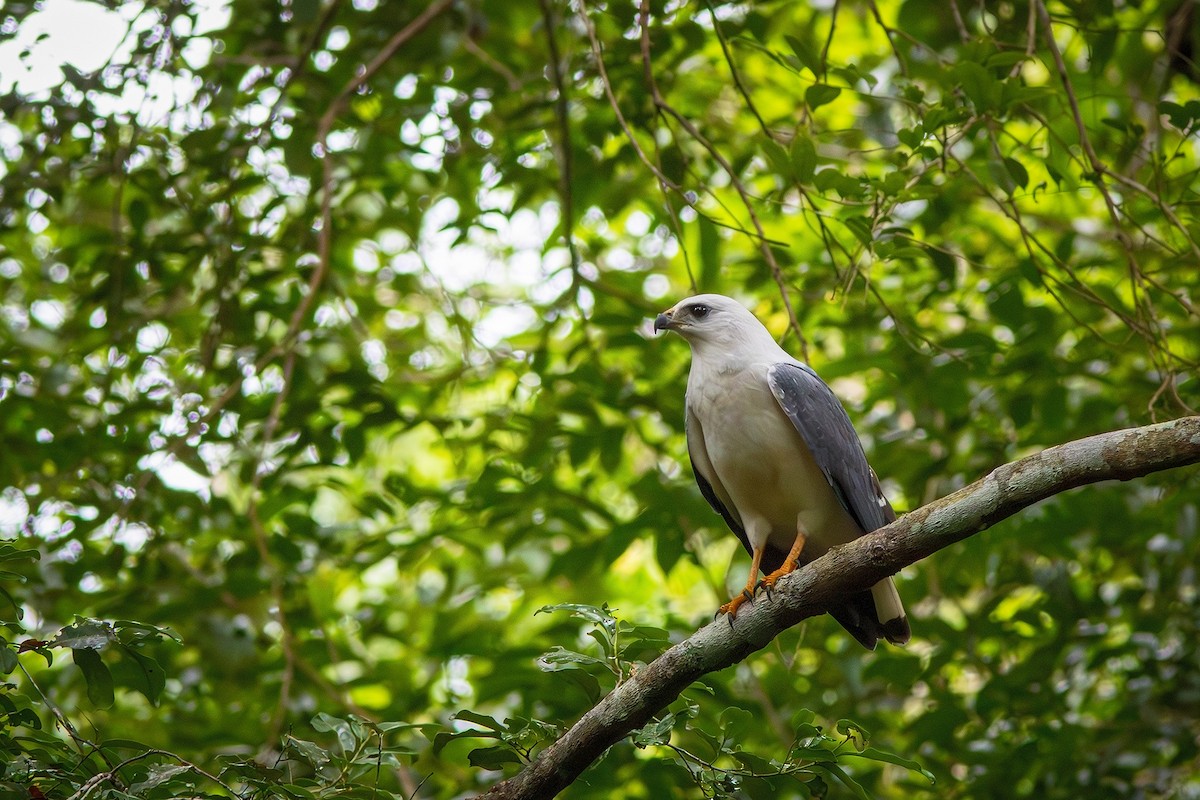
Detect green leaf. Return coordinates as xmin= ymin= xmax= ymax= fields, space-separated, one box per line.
xmin=113 ymin=620 xmax=182 ymax=645
xmin=1158 ymin=99 xmax=1200 ymax=131
xmin=784 ymin=34 xmax=821 ymax=75
xmin=835 ymin=718 xmax=869 ymax=751
xmin=72 ymin=648 xmax=115 ymax=708
xmin=985 ymin=51 xmax=1029 ymax=70
xmin=632 ymin=712 xmax=677 ymax=748
xmin=453 ymin=710 xmax=507 ymax=732
xmin=718 ymin=706 xmax=756 ymax=740
xmin=312 ymin=712 xmax=358 ymax=752
xmin=731 ymin=749 xmax=777 ymax=773
xmin=0 ymin=544 xmax=39 ymax=565
xmin=286 ymin=736 xmax=332 ymax=768
xmin=805 ymin=83 xmax=842 ymax=110
xmin=896 ymin=126 xmax=923 ymax=149
xmin=554 ymin=667 xmax=602 ymax=703
xmin=586 ymin=626 xmax=614 ymax=658
xmin=832 ymin=61 xmax=878 ymax=89
xmin=53 ymin=618 xmax=113 ymax=650
xmin=98 ymin=738 xmax=158 ymax=752
xmin=817 ymin=761 xmax=871 ymax=800
xmin=804 ymin=773 xmax=829 ymax=796
xmin=468 ymin=745 xmax=522 ymax=770
xmin=1088 ymin=26 xmax=1117 ymax=74
xmin=988 ymin=156 xmax=1017 ymax=196
xmin=792 ymin=745 xmax=838 ymax=762
xmin=842 ymin=216 xmax=874 ymax=246
xmin=130 ymin=764 xmax=191 ymax=792
xmin=535 ymin=603 xmax=616 ymax=631
xmin=1002 ymin=157 xmax=1029 ymax=189
xmin=952 ymin=61 xmax=999 ymax=111
xmin=792 ymin=708 xmax=817 ymax=729
xmin=120 ymin=646 xmax=166 ymax=705
xmin=537 ymin=645 xmax=610 ymax=672
xmin=790 ymin=133 xmax=817 ymax=182
xmin=762 ymin=138 xmax=793 ymax=178
xmin=1017 ymin=258 xmax=1044 ymax=286
xmin=432 ymin=713 xmax=507 ymax=755
xmin=814 ymin=169 xmax=864 ymax=198
xmin=852 ymin=747 xmax=937 ymax=782
xmin=0 ymin=586 xmax=23 ymax=623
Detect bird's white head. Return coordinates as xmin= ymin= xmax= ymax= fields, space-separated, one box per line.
xmin=653 ymin=293 xmax=785 ymax=360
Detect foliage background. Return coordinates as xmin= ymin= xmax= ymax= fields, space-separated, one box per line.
xmin=1 ymin=0 xmax=1199 ymax=797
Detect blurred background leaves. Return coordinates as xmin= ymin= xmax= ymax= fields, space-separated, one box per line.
xmin=1 ymin=0 xmax=1198 ymax=797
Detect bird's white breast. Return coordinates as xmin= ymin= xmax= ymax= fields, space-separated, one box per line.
xmin=688 ymin=359 xmax=861 ymax=554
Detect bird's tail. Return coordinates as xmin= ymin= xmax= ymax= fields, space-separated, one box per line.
xmin=870 ymin=577 xmax=910 ymax=645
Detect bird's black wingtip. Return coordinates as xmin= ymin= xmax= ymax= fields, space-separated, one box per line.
xmin=883 ymin=615 xmax=911 ymax=646
xmin=828 ymin=596 xmax=910 ymax=650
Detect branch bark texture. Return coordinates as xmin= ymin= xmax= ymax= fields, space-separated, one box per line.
xmin=478 ymin=417 xmax=1200 ymax=799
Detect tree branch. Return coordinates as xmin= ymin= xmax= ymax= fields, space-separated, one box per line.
xmin=477 ymin=417 xmax=1200 ymax=799
xmin=636 ymin=0 xmax=809 ymax=360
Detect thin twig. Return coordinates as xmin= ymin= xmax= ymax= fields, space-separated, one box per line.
xmin=264 ymin=0 xmax=345 ymax=131
xmin=1034 ymin=0 xmax=1164 ymax=349
xmin=463 ymin=36 xmax=521 ymax=90
xmin=65 ymin=749 xmax=239 ymax=800
xmin=576 ymin=0 xmax=682 ymax=193
xmin=948 ymin=0 xmax=970 ymax=42
xmin=866 ymin=0 xmax=908 ymax=76
xmin=1096 ymin=167 xmax=1200 ymax=264
xmin=637 ymin=0 xmax=809 ymax=359
xmin=17 ymin=661 xmax=121 ymax=776
xmin=819 ymin=0 xmax=841 ymax=77
xmin=704 ymin=0 xmax=772 ymax=138
xmin=577 ymin=0 xmax=702 ymax=294
xmin=538 ymin=0 xmax=586 ymax=306
xmin=250 ymin=349 xmax=300 ymax=742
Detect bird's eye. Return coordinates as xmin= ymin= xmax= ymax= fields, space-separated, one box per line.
xmin=691 ymin=304 xmax=710 ymax=319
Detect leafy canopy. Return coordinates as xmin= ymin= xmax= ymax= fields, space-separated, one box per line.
xmin=0 ymin=0 xmax=1198 ymax=797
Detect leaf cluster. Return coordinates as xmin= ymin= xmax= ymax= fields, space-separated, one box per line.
xmin=0 ymin=0 xmax=1198 ymax=797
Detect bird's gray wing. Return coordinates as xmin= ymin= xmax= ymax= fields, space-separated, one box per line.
xmin=769 ymin=362 xmax=904 ymax=650
xmin=767 ymin=362 xmax=895 ymax=534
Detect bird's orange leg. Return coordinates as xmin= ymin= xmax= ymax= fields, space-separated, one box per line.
xmin=717 ymin=545 xmax=764 ymax=620
xmin=759 ymin=525 xmax=808 ymax=598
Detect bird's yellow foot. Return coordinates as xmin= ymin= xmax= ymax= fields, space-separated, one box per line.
xmin=717 ymin=545 xmax=767 ymax=623
xmin=759 ymin=530 xmax=807 ymax=600
xmin=758 ymin=559 xmax=800 ymax=599
xmin=716 ymin=588 xmax=754 ymax=621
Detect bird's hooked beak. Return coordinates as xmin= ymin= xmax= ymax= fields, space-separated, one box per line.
xmin=654 ymin=307 xmax=677 ymax=334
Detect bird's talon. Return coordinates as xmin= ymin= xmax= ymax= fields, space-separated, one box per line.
xmin=717 ymin=590 xmax=754 ymax=620
xmin=759 ymin=560 xmax=800 ymax=597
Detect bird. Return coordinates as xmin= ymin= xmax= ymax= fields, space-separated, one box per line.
xmin=654 ymin=293 xmax=910 ymax=649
